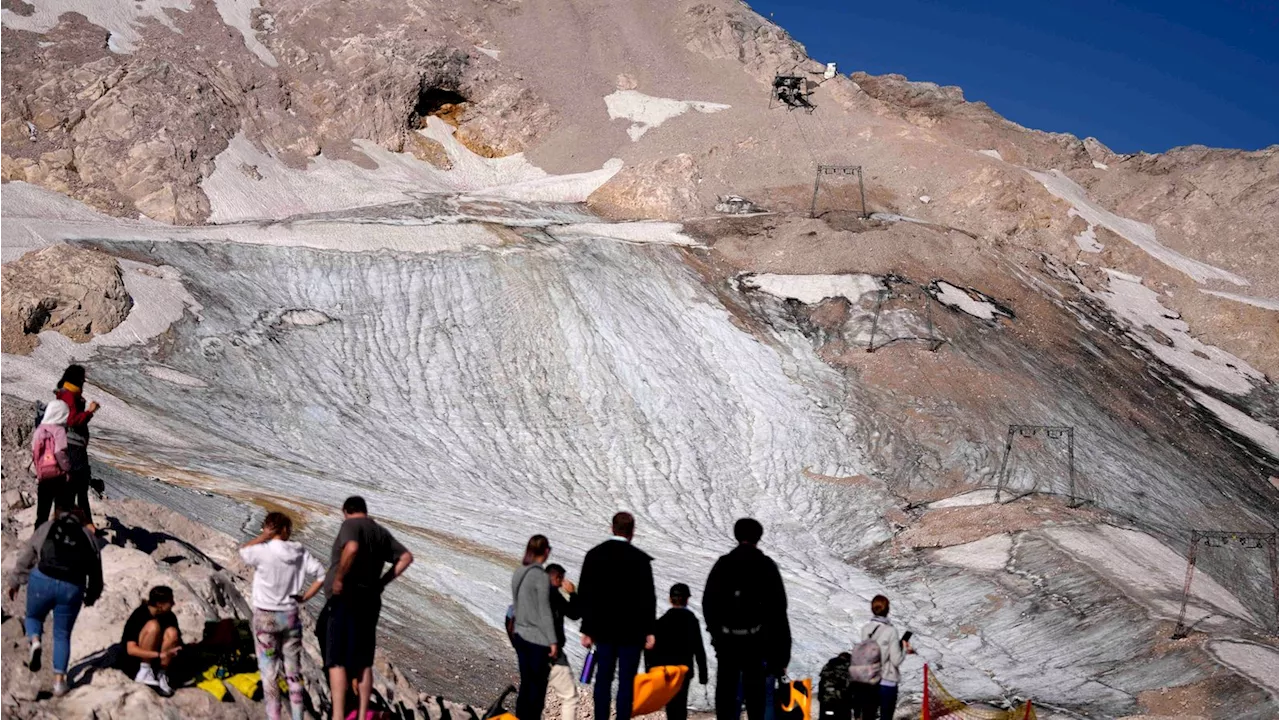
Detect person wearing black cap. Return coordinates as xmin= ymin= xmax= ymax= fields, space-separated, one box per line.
xmin=702 ymin=518 xmax=791 ymax=720
xmin=119 ymin=586 xmax=183 ymax=697
xmin=645 ymin=583 xmax=709 ymax=720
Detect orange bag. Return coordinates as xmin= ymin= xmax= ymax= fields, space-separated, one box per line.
xmin=775 ymin=678 xmax=811 ymax=720
xmin=633 ymin=665 xmax=689 ymax=716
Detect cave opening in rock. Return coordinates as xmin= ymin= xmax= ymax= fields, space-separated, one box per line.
xmin=410 ymin=88 xmax=468 ymax=129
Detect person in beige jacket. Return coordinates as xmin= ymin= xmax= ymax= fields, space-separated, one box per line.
xmin=854 ymin=595 xmax=913 ymax=720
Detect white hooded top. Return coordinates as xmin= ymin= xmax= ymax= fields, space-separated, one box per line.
xmin=239 ymin=539 xmax=326 ymax=612
xmin=41 ymin=400 xmax=70 ymax=426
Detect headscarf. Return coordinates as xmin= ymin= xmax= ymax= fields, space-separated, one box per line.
xmin=40 ymin=399 xmax=70 ymax=426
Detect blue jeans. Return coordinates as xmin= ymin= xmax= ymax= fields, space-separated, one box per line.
xmin=877 ymin=685 xmax=898 ymax=720
xmin=25 ymin=568 xmax=84 ymax=674
xmin=594 ymin=642 xmax=642 ymax=720
xmin=513 ymin=634 xmax=552 ymax=720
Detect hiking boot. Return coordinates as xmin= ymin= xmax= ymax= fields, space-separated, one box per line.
xmin=52 ymin=677 xmax=70 ymax=697
xmin=155 ymin=670 xmax=174 ymax=697
xmin=26 ymin=637 xmax=41 ymax=672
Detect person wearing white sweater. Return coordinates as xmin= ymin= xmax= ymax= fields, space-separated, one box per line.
xmin=855 ymin=595 xmax=914 ymax=720
xmin=240 ymin=512 xmax=326 ymax=720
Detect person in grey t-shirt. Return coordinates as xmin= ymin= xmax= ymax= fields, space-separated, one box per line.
xmin=511 ymin=534 xmax=557 ymax=720
xmin=321 ymin=496 xmax=414 ymax=720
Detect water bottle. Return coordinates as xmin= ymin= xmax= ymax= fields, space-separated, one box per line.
xmin=579 ymin=650 xmax=596 ymax=684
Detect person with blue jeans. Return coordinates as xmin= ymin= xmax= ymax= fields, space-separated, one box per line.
xmin=578 ymin=512 xmax=656 ymax=720
xmin=854 ymin=595 xmax=913 ymax=720
xmin=5 ymin=504 xmax=103 ymax=697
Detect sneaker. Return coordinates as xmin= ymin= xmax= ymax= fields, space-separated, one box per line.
xmin=27 ymin=637 xmax=41 ymax=672
xmin=135 ymin=664 xmax=159 ymax=687
xmin=155 ymin=670 xmax=174 ymax=697
xmin=52 ymin=677 xmax=69 ymax=697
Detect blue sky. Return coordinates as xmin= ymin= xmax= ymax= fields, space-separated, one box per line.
xmin=747 ymin=0 xmax=1277 ymax=153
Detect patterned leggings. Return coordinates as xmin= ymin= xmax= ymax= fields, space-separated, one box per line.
xmin=253 ymin=607 xmax=305 ymax=720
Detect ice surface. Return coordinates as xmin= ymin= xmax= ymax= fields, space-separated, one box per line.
xmin=1098 ymin=269 xmax=1266 ymax=396
xmin=212 ymin=0 xmax=277 ymax=66
xmin=1208 ymin=640 xmax=1279 ymax=694
xmin=928 ymin=489 xmax=998 ymax=509
xmin=739 ymin=273 xmax=882 ymax=305
xmin=978 ymin=149 xmax=1003 ymax=161
xmin=1043 ymin=525 xmax=1254 ymax=625
xmin=1070 ymin=210 xmax=1102 ymax=253
xmin=603 ymin=90 xmax=730 ymax=141
xmin=1030 ymin=170 xmax=1249 ymax=286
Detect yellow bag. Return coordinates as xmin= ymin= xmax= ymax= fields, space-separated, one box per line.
xmin=776 ymin=678 xmax=811 ymax=720
xmin=196 ymin=677 xmax=229 ymax=702
xmin=225 ymin=671 xmax=263 ymax=700
xmin=632 ymin=665 xmax=689 ymax=716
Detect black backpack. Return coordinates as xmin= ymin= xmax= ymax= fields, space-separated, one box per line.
xmin=719 ymin=554 xmax=767 ymax=635
xmin=38 ymin=514 xmax=93 ymax=585
xmin=818 ymin=652 xmax=852 ymax=709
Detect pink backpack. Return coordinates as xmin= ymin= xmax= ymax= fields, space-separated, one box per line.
xmin=32 ymin=428 xmax=65 ymax=481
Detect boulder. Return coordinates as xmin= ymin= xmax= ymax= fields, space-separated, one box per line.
xmin=587 ymin=154 xmax=702 ymax=221
xmin=0 ymin=244 xmax=133 ymax=355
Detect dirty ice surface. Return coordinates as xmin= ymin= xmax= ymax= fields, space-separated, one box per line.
xmin=603 ymin=89 xmax=730 ymax=141
xmin=932 ymin=281 xmax=1001 ymax=320
xmin=1029 ymin=170 xmax=1248 ymax=286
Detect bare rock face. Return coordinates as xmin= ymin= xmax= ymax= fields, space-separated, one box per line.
xmin=683 ymin=3 xmax=819 ymax=83
xmin=587 ymin=154 xmax=702 ymax=221
xmin=0 ymin=244 xmax=133 ymax=354
xmin=454 ymin=81 xmax=555 ymax=158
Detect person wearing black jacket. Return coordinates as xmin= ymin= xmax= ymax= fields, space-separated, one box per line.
xmin=645 ymin=583 xmax=709 ymax=720
xmin=546 ymin=563 xmax=582 ymax=720
xmin=702 ymin=518 xmax=791 ymax=720
xmin=578 ymin=511 xmax=656 ymax=720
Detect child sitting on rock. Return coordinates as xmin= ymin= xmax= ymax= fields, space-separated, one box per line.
xmin=119 ymin=586 xmax=184 ymax=697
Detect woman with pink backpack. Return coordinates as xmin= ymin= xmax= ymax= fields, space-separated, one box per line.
xmin=31 ymin=400 xmax=72 ymax=528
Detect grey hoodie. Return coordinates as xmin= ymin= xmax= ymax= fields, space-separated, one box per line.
xmin=511 ymin=563 xmax=556 ymax=647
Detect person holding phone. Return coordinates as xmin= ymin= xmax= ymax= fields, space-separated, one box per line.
xmin=240 ymin=512 xmax=326 ymax=720
xmin=854 ymin=596 xmax=914 ymax=720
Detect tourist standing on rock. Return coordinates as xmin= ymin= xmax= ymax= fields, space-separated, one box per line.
xmin=54 ymin=364 xmax=102 ymax=519
xmin=5 ymin=502 xmax=103 ymax=697
xmin=240 ymin=511 xmax=326 ymax=720
xmin=321 ymin=496 xmax=414 ymax=720
xmin=30 ymin=399 xmax=72 ymax=528
xmin=645 ymin=583 xmax=709 ymax=720
xmin=703 ymin=518 xmax=791 ymax=720
xmin=849 ymin=595 xmax=912 ymax=720
xmin=511 ymin=535 xmax=557 ymax=720
xmin=120 ymin=585 xmax=184 ymax=697
xmin=546 ymin=563 xmax=582 ymax=720
xmin=578 ymin=511 xmax=657 ymax=720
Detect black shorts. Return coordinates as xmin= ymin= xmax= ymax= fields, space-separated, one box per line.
xmin=319 ymin=594 xmax=381 ymax=672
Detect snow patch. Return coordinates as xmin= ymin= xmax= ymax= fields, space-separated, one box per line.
xmin=203 ymin=121 xmax=622 ymax=223
xmin=1199 ymin=290 xmax=1279 ymax=311
xmin=1029 ymin=169 xmax=1248 ymax=286
xmin=1070 ymin=210 xmax=1102 ymax=253
xmin=474 ymin=44 xmax=500 ymax=60
xmin=1184 ymin=387 xmax=1279 ymax=459
xmin=212 ymin=0 xmax=277 ymax=66
xmin=603 ymin=89 xmax=730 ymax=141
xmin=2 ymin=0 xmax=190 ymax=53
xmin=932 ymin=534 xmax=1011 ymax=572
xmin=1043 ymin=525 xmax=1254 ymax=624
xmin=739 ymin=274 xmax=883 ymax=305
xmin=933 ymin=281 xmax=1002 ymax=320
xmin=1099 ymin=270 xmax=1264 ymax=396
xmin=978 ymin=149 xmax=1003 ymax=161
xmin=1207 ymin=641 xmax=1279 ymax=694
xmin=1092 ymin=161 xmax=1109 ymax=170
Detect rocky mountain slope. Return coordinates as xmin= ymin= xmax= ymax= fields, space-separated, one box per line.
xmin=1 ymin=0 xmax=1276 ymax=718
